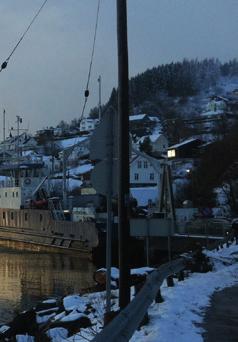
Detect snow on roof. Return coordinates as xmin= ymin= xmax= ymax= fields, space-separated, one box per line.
xmin=50 ymin=178 xmax=83 ymax=191
xmin=130 ymin=186 xmax=158 ymax=206
xmin=58 ymin=136 xmax=88 ymax=149
xmin=22 ymin=150 xmax=38 ymax=157
xmin=129 ymin=114 xmax=147 ymax=121
xmin=201 ymin=110 xmax=224 ymax=117
xmin=149 ymin=116 xmax=161 ymax=122
xmin=138 ymin=133 xmax=163 ymax=144
xmin=168 ymin=137 xmax=198 ymax=149
xmin=70 ymin=163 xmax=94 ymax=176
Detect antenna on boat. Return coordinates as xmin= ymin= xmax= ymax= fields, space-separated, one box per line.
xmin=16 ymin=115 xmax=22 ymax=163
xmin=2 ymin=108 xmax=7 ymax=163
xmin=98 ymin=75 xmax=102 ymax=121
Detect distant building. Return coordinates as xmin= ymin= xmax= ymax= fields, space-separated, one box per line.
xmin=137 ymin=133 xmax=168 ymax=154
xmin=129 ymin=114 xmax=156 ymax=136
xmin=167 ymin=138 xmax=203 ymax=159
xmin=207 ymin=95 xmax=228 ymax=112
xmin=130 ymin=153 xmax=161 ymax=187
xmin=80 ymin=118 xmax=99 ymax=132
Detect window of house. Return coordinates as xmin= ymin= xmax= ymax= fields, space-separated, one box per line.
xmin=144 ymin=161 xmax=148 ymax=168
xmin=3 ymin=212 xmax=5 ymax=220
xmin=134 ymin=173 xmax=139 ymax=180
xmin=5 ymin=192 xmax=7 ymax=197
xmin=40 ymin=214 xmax=43 ymax=222
xmin=168 ymin=149 xmax=176 ymax=158
xmin=12 ymin=192 xmax=15 ymax=197
xmin=25 ymin=213 xmax=28 ymax=221
xmin=150 ymin=173 xmax=154 ymax=180
xmin=11 ymin=212 xmax=14 ymax=220
xmin=16 ymin=192 xmax=18 ymax=197
xmin=137 ymin=161 xmax=142 ymax=168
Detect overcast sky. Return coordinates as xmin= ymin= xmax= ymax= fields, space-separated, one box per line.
xmin=0 ymin=0 xmax=237 ymax=138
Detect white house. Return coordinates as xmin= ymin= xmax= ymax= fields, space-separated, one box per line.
xmin=207 ymin=96 xmax=228 ymax=113
xmin=130 ymin=154 xmax=161 ymax=186
xmin=137 ymin=133 xmax=168 ymax=154
xmin=80 ymin=118 xmax=99 ymax=132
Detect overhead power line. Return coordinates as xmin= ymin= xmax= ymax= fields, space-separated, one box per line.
xmin=80 ymin=0 xmax=101 ymax=121
xmin=0 ymin=0 xmax=49 ymax=73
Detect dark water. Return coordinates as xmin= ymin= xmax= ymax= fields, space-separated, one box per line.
xmin=0 ymin=248 xmax=96 ymax=324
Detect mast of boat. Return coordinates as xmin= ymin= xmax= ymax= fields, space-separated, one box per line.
xmin=3 ymin=109 xmax=6 ymax=162
xmin=98 ymin=75 xmax=102 ymax=121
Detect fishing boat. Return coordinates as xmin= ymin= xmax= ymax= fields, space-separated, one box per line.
xmin=0 ymin=155 xmax=99 ymax=255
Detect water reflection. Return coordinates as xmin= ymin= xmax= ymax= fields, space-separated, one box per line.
xmin=0 ymin=248 xmax=96 ymax=324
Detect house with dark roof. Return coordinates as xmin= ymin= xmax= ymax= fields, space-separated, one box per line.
xmin=137 ymin=133 xmax=168 ymax=154
xmin=167 ymin=138 xmax=203 ymax=159
xmin=129 ymin=114 xmax=155 ymax=136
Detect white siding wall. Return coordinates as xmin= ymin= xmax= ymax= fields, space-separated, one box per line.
xmin=152 ymin=135 xmax=168 ymax=153
xmin=0 ymin=187 xmax=22 ymax=209
xmin=130 ymin=156 xmax=160 ymax=185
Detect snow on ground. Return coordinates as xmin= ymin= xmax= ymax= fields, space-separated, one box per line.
xmin=130 ymin=244 xmax=238 ymax=342
xmin=47 ymin=328 xmax=68 ymax=341
xmin=64 ymin=243 xmax=238 ymax=342
xmin=16 ymin=336 xmax=35 ymax=342
xmin=130 ymin=187 xmax=158 ymax=206
xmin=63 ymin=295 xmax=88 ymax=312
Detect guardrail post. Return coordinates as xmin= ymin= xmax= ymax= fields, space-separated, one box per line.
xmin=178 ymin=270 xmax=184 ymax=281
xmin=155 ymin=288 xmax=164 ymax=303
xmin=166 ymin=275 xmax=174 ymax=287
xmin=104 ymin=310 xmax=119 ymax=327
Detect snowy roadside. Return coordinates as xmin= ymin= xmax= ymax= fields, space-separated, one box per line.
xmin=67 ymin=244 xmax=238 ymax=342
xmin=130 ymin=244 xmax=238 ymax=342
xmin=3 ymin=244 xmax=238 ymax=342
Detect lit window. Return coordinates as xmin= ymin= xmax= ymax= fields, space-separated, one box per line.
xmin=168 ymin=149 xmax=176 ymax=158
xmin=134 ymin=173 xmax=139 ymax=180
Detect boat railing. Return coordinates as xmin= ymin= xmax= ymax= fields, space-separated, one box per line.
xmin=0 ymin=179 xmax=20 ymax=188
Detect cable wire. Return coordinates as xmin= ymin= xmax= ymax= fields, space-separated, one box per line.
xmin=79 ymin=0 xmax=101 ymax=121
xmin=0 ymin=0 xmax=49 ymax=72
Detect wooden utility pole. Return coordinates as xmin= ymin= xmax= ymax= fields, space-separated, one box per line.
xmin=117 ymin=0 xmax=130 ymax=309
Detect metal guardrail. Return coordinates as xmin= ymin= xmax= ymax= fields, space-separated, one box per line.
xmin=93 ymin=229 xmax=235 ymax=342
xmin=92 ymin=258 xmax=186 ymax=342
